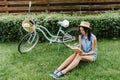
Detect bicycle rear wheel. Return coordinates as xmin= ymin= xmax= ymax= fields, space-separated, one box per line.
xmin=18 ymin=32 xmax=39 ymax=54
xmin=63 ymin=27 xmax=80 ymax=48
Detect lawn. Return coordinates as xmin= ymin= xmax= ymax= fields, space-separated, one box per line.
xmin=0 ymin=39 xmax=120 ymax=80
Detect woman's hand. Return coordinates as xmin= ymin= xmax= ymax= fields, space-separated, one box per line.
xmin=79 ymin=52 xmax=84 ymax=56
xmin=80 ymin=52 xmax=88 ymax=56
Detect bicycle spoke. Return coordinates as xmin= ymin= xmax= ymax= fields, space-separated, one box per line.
xmin=18 ymin=32 xmax=39 ymax=54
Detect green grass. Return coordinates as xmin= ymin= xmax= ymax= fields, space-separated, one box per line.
xmin=0 ymin=39 xmax=120 ymax=80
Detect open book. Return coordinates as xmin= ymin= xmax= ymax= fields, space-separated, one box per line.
xmin=67 ymin=45 xmax=83 ymax=53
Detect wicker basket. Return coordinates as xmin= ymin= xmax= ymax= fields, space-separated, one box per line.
xmin=22 ymin=19 xmax=35 ymax=32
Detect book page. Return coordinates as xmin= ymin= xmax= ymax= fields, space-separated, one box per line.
xmin=72 ymin=47 xmax=83 ymax=53
xmin=67 ymin=45 xmax=83 ymax=53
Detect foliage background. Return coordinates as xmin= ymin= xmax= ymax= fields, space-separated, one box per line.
xmin=0 ymin=11 xmax=120 ymax=42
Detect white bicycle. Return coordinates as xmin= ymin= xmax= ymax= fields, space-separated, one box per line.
xmin=18 ymin=1 xmax=80 ymax=54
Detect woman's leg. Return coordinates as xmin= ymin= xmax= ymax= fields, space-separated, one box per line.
xmin=57 ymin=53 xmax=77 ymax=71
xmin=61 ymin=53 xmax=82 ymax=74
xmin=81 ymin=56 xmax=94 ymax=62
xmin=61 ymin=55 xmax=94 ymax=74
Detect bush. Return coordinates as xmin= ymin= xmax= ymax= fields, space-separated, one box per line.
xmin=0 ymin=11 xmax=120 ymax=42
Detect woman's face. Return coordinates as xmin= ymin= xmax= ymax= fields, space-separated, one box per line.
xmin=80 ymin=27 xmax=86 ymax=35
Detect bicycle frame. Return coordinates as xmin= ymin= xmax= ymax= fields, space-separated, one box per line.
xmin=36 ymin=23 xmax=67 ymax=43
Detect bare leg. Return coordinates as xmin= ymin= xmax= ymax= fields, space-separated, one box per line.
xmin=81 ymin=56 xmax=94 ymax=62
xmin=61 ymin=53 xmax=81 ymax=74
xmin=61 ymin=54 xmax=94 ymax=74
xmin=57 ymin=53 xmax=77 ymax=71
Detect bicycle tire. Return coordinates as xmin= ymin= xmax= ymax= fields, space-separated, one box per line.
xmin=63 ymin=27 xmax=80 ymax=48
xmin=18 ymin=32 xmax=39 ymax=54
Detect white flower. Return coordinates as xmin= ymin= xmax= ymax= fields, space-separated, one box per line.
xmin=62 ymin=20 xmax=69 ymax=27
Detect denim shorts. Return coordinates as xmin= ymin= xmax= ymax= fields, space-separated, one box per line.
xmin=90 ymin=53 xmax=97 ymax=61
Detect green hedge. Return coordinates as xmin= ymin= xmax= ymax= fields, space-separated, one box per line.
xmin=0 ymin=11 xmax=120 ymax=42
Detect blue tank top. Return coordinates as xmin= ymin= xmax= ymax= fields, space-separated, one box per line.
xmin=81 ymin=34 xmax=96 ymax=53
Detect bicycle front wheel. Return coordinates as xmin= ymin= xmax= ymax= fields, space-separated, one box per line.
xmin=63 ymin=27 xmax=80 ymax=48
xmin=18 ymin=32 xmax=39 ymax=54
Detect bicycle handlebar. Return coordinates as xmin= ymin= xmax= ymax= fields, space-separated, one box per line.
xmin=35 ymin=16 xmax=51 ymax=24
xmin=43 ymin=16 xmax=51 ymax=22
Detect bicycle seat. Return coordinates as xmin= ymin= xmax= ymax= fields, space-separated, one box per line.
xmin=58 ymin=20 xmax=69 ymax=28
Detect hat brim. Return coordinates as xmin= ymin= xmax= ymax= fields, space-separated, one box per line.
xmin=79 ymin=25 xmax=92 ymax=30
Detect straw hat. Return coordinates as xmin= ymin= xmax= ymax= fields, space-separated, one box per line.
xmin=79 ymin=21 xmax=91 ymax=29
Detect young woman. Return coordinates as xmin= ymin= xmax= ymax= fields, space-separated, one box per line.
xmin=50 ymin=21 xmax=97 ymax=79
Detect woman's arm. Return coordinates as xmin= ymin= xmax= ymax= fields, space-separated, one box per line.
xmin=76 ymin=35 xmax=84 ymax=55
xmin=79 ymin=35 xmax=82 ymax=49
